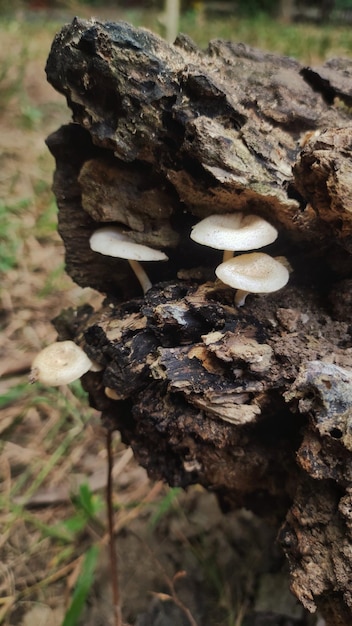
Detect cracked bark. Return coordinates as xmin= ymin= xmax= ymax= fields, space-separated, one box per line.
xmin=46 ymin=18 xmax=352 ymax=625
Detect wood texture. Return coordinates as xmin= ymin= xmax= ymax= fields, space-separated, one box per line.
xmin=46 ymin=18 xmax=352 ymax=624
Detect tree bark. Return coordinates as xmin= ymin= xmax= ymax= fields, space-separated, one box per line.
xmin=45 ymin=18 xmax=352 ymax=625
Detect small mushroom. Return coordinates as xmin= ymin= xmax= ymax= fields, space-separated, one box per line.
xmin=104 ymin=387 xmax=120 ymax=400
xmin=190 ymin=213 xmax=278 ymax=262
xmin=89 ymin=226 xmax=168 ymax=294
xmin=215 ymin=252 xmax=289 ymax=306
xmin=29 ymin=340 xmax=94 ymax=386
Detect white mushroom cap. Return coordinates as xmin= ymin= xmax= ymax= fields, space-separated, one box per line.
xmin=29 ymin=340 xmax=93 ymax=386
xmin=89 ymin=227 xmax=168 ymax=262
xmin=90 ymin=226 xmax=169 ymax=293
xmin=215 ymin=252 xmax=289 ymax=305
xmin=190 ymin=213 xmax=278 ymax=252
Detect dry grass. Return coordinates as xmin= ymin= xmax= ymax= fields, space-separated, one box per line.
xmin=0 ymin=15 xmax=204 ymax=625
xmin=0 ymin=16 xmax=150 ymax=626
xmin=1 ymin=9 xmax=352 ymax=626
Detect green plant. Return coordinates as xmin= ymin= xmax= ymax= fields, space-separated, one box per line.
xmin=64 ymin=483 xmax=104 ymax=537
xmin=35 ymin=192 xmax=58 ymax=236
xmin=0 ymin=47 xmax=25 ymax=111
xmin=149 ymin=487 xmax=182 ymax=529
xmin=0 ymin=198 xmax=30 ymax=273
xmin=335 ymin=0 xmax=352 ymax=9
xmin=62 ymin=544 xmax=100 ymax=626
xmin=0 ymin=381 xmax=105 ymax=624
xmin=0 ymin=485 xmax=102 ymax=626
xmin=237 ymin=0 xmax=277 ymax=18
xmin=20 ymin=102 xmax=43 ymax=129
xmin=0 ymin=382 xmax=29 ymax=409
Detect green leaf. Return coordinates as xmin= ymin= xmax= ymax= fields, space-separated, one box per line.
xmin=62 ymin=544 xmax=99 ymax=626
xmin=73 ymin=483 xmax=103 ymax=519
xmin=62 ymin=513 xmax=88 ymax=535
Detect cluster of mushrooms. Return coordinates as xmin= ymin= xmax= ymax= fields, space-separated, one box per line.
xmin=189 ymin=213 xmax=288 ymax=306
xmin=30 ymin=212 xmax=289 ymax=387
xmin=89 ymin=212 xmax=289 ymax=304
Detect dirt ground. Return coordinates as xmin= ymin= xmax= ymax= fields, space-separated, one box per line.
xmin=0 ymin=10 xmax=333 ymax=626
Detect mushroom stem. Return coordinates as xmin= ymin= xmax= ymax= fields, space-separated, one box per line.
xmin=234 ymin=289 xmax=249 ymax=307
xmin=89 ymin=227 xmax=167 ymax=295
xmin=128 ymin=259 xmax=152 ymax=294
xmin=222 ymin=249 xmax=234 ymax=263
xmin=215 ymin=252 xmax=290 ymax=308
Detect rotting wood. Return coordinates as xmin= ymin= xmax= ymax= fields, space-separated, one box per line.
xmin=45 ymin=18 xmax=352 ymax=625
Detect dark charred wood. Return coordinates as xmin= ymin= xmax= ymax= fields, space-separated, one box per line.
xmin=46 ymin=18 xmax=352 ymax=625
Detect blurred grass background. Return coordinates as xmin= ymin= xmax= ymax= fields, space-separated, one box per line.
xmin=1 ymin=2 xmax=352 ymax=624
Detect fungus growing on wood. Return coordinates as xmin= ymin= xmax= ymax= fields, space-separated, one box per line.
xmin=89 ymin=226 xmax=169 ymax=294
xmin=190 ymin=213 xmax=278 ymax=262
xmin=105 ymin=387 xmax=120 ymax=400
xmin=29 ymin=340 xmax=94 ymax=386
xmin=215 ymin=252 xmax=289 ymax=306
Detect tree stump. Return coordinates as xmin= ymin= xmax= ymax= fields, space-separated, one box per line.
xmin=45 ymin=18 xmax=352 ymax=625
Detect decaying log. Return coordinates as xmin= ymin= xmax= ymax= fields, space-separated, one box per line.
xmin=45 ymin=18 xmax=352 ymax=624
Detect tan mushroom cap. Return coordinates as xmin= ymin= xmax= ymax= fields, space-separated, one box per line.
xmin=215 ymin=252 xmax=289 ymax=294
xmin=89 ymin=227 xmax=168 ymax=262
xmin=29 ymin=340 xmax=93 ymax=386
xmin=190 ymin=213 xmax=278 ymax=252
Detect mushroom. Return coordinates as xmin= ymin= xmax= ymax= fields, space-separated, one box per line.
xmin=89 ymin=226 xmax=168 ymax=294
xmin=190 ymin=212 xmax=278 ymax=262
xmin=215 ymin=252 xmax=289 ymax=306
xmin=104 ymin=387 xmax=120 ymax=400
xmin=29 ymin=340 xmax=96 ymax=386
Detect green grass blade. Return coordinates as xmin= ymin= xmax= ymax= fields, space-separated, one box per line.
xmin=0 ymin=383 xmax=28 ymax=408
xmin=62 ymin=544 xmax=99 ymax=626
xmin=149 ymin=487 xmax=182 ymax=529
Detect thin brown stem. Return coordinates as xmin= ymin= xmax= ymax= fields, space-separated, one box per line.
xmin=133 ymin=531 xmax=199 ymax=626
xmin=106 ymin=429 xmax=122 ymax=626
xmin=165 ymin=573 xmax=199 ymax=626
